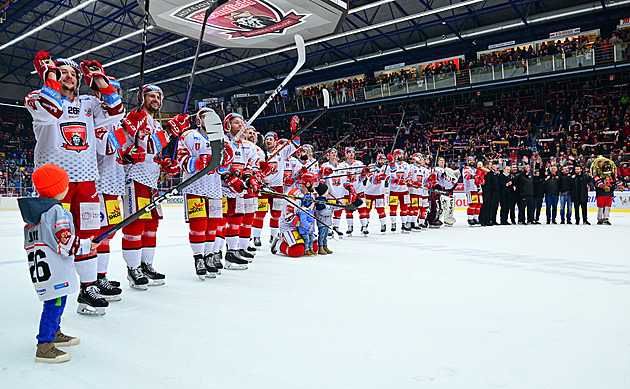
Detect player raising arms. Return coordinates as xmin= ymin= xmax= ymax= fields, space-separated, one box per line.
xmin=319 ymin=149 xmax=346 ymax=238
xmin=387 ymin=149 xmax=411 ymax=233
xmin=338 ymin=147 xmax=369 ymax=236
xmin=26 ymin=51 xmax=124 ymax=315
xmin=363 ymin=153 xmax=389 ymax=234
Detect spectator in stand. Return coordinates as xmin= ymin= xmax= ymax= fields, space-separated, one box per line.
xmin=558 ymin=165 xmax=573 ymax=224
xmin=571 ymin=165 xmax=590 ymax=225
xmin=544 ymin=165 xmax=560 ymax=224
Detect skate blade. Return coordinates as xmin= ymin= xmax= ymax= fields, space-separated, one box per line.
xmin=147 ymin=279 xmax=165 ymax=286
xmin=197 ymin=274 xmax=207 ymax=280
xmin=129 ymin=282 xmax=148 ymax=291
xmin=102 ymin=295 xmax=122 ymax=302
xmin=77 ymin=304 xmax=106 ymax=316
xmin=224 ymin=263 xmax=248 ymax=270
xmin=204 ymin=273 xmax=218 ymax=279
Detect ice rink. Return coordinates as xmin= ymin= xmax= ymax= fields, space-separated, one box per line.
xmin=1 ymin=205 xmax=629 ymax=388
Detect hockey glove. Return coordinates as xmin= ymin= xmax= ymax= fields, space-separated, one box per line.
xmin=80 ymin=60 xmax=108 ymax=91
xmin=34 ymin=51 xmax=61 ymax=81
xmin=194 ymin=155 xmax=213 ymax=172
xmin=155 ymin=157 xmax=179 ymax=176
xmin=387 ymin=153 xmax=395 ymax=166
xmin=119 ymin=145 xmax=146 ymax=165
xmin=283 ymin=174 xmax=295 ymax=187
xmin=165 ymin=114 xmax=190 ymax=138
xmin=224 ymin=171 xmax=246 ymax=193
xmin=243 ymin=173 xmax=261 ymax=192
xmin=122 ymin=111 xmax=150 ymax=140
xmin=319 ymin=166 xmax=333 ymax=178
xmin=220 ymin=141 xmax=234 ymax=170
xmin=259 ymin=161 xmax=271 ymax=175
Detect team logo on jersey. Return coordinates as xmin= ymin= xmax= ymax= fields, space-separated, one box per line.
xmin=195 ymin=142 xmax=200 ymax=151
xmin=54 ymin=282 xmax=70 ymax=290
xmin=60 ymin=122 xmax=89 ymax=152
xmin=173 ymin=0 xmax=307 ymax=39
xmin=36 ymin=287 xmax=47 ymax=296
xmin=84 ymin=108 xmax=93 ymax=117
xmin=55 ymin=228 xmax=72 ymax=246
xmin=95 ymin=126 xmax=107 ymax=140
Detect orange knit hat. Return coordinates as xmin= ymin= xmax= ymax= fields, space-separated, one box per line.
xmin=33 ymin=164 xmax=69 ymax=198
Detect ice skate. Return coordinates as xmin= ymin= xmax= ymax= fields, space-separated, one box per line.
xmin=391 ymin=223 xmax=396 ymax=232
xmin=94 ymin=276 xmax=122 ymax=302
xmin=204 ymin=254 xmax=220 ymax=276
xmin=253 ymin=237 xmax=262 ymax=249
xmin=77 ymin=283 xmax=108 ymax=316
xmin=239 ymin=248 xmax=255 ymax=263
xmin=270 ymin=234 xmax=282 ymax=254
xmin=225 ymin=250 xmax=248 ymax=270
xmin=411 ymin=222 xmax=422 ymax=232
xmin=35 ymin=342 xmax=70 ymax=364
xmin=141 ymin=262 xmax=166 ymax=286
xmin=380 ymin=225 xmax=386 ymax=234
xmin=99 ymin=274 xmax=120 ymax=288
xmin=127 ymin=266 xmax=149 ymax=291
xmin=194 ymin=254 xmax=207 ymax=280
xmin=213 ymin=251 xmax=224 ymax=271
xmin=401 ymin=223 xmax=411 ymax=234
xmin=53 ymin=330 xmax=80 ymax=347
xmin=346 ymin=226 xmax=353 ymax=236
xmin=361 ymin=226 xmax=369 ymax=236
xmin=332 ymin=226 xmax=344 ymax=239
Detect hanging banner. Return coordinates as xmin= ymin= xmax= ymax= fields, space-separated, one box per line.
xmin=549 ymin=28 xmax=580 ymax=38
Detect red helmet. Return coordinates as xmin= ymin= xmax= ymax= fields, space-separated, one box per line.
xmin=299 ymin=172 xmax=318 ymax=185
xmin=223 ymin=112 xmax=245 ymax=132
xmin=394 ymin=148 xmax=404 ymax=156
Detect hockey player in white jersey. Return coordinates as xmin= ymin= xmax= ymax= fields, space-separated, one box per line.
xmin=176 ymin=107 xmax=226 ymax=279
xmin=119 ymin=84 xmax=180 ymax=289
xmin=252 ymin=132 xmax=298 ymax=248
xmin=406 ymin=153 xmax=424 ymax=231
xmin=219 ymin=112 xmax=262 ymax=269
xmin=93 ymin=76 xmax=126 ymax=301
xmin=417 ymin=155 xmax=431 ymax=228
xmin=462 ymin=156 xmax=481 ymax=226
xmin=26 ymin=51 xmax=124 ymax=315
xmin=338 ymin=147 xmax=369 ymax=236
xmin=440 ymin=164 xmax=461 ymax=226
xmin=363 ymin=154 xmax=389 ymax=234
xmin=319 ymin=149 xmax=346 ymax=238
xmin=240 ymin=125 xmax=264 ymax=256
xmin=387 ymin=149 xmax=411 ymax=233
xmin=20 ymin=164 xmax=100 ymax=362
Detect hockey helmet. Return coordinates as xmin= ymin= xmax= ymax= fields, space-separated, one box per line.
xmin=223 ymin=112 xmax=245 ymax=132
xmin=137 ymin=84 xmax=163 ymax=107
xmin=265 ymin=131 xmax=278 ymax=140
xmin=298 ymin=171 xmax=318 ymax=185
xmin=345 ymin=147 xmax=355 ymax=154
xmin=195 ymin=107 xmax=215 ymax=127
xmin=376 ymin=153 xmax=387 ymax=160
xmin=466 ymin=155 xmax=476 ymax=164
xmin=394 ymin=148 xmax=404 ymax=156
xmin=54 ymin=58 xmax=82 ymax=88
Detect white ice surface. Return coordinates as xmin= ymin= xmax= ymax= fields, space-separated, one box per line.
xmin=1 ymin=206 xmax=629 ymax=388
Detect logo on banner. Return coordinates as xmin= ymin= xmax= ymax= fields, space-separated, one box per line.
xmin=174 ymin=0 xmax=308 ymax=39
xmin=60 ymin=122 xmax=89 ymax=152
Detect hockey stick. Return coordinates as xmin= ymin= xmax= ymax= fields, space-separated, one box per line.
xmin=389 ymin=109 xmax=406 ymax=154
xmin=94 ymin=111 xmax=224 ymax=243
xmin=231 ymin=34 xmax=306 ymax=142
xmin=304 ymin=122 xmax=355 ymax=171
xmin=181 ymin=0 xmax=226 ymax=114
xmin=260 ymin=187 xmax=363 ymax=212
xmin=266 ymin=89 xmax=330 ymax=160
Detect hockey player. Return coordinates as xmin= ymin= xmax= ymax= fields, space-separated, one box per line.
xmin=462 ymin=156 xmax=481 ymax=226
xmin=337 ymin=147 xmax=369 ymax=236
xmin=439 ymin=162 xmax=460 ymax=227
xmin=252 ymin=133 xmax=298 ymax=248
xmin=120 ymin=84 xmax=180 ymax=289
xmin=175 ymin=107 xmax=225 ymax=279
xmin=363 ymin=154 xmax=389 ymax=234
xmin=319 ymin=149 xmax=346 ymax=238
xmin=20 ymin=164 xmax=97 ymax=362
xmin=220 ymin=112 xmax=261 ymax=269
xmin=426 ymin=157 xmax=445 ymax=228
xmin=387 ymin=149 xmax=411 ymax=233
xmin=27 ymin=51 xmax=124 ymax=315
xmin=283 ymin=145 xmax=312 ymax=193
xmin=93 ymin=76 xmax=126 ymax=300
xmin=271 ymin=172 xmax=319 ymax=257
xmin=239 ymin=125 xmax=264 ymax=256
xmin=406 ymin=153 xmax=424 ymax=231
xmin=416 ymin=154 xmax=431 ymax=228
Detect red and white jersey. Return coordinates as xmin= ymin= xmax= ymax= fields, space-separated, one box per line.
xmin=387 ymin=161 xmax=409 ymax=192
xmin=25 ymin=86 xmax=124 ymax=182
xmin=406 ymin=163 xmax=423 ymax=195
xmin=418 ymin=166 xmax=431 ymax=196
xmin=264 ymin=141 xmax=297 ymax=187
xmin=222 ymin=134 xmax=258 ymax=198
xmin=320 ymin=161 xmax=346 ymax=199
xmin=176 ymin=128 xmax=222 ymax=199
xmin=462 ymin=165 xmax=478 ymax=192
xmin=338 ymin=159 xmax=365 ymax=193
xmin=435 ymin=166 xmax=456 ymax=190
xmin=94 ymin=122 xmax=126 ymax=196
xmin=123 ymin=114 xmax=168 ymax=189
xmin=283 ymin=156 xmax=308 ymax=193
xmin=307 ymin=158 xmax=319 ymax=175
xmin=280 ymin=186 xmax=303 ymax=232
xmin=364 ymin=164 xmax=388 ymax=196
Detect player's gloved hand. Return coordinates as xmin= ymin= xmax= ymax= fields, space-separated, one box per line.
xmin=259 ymin=161 xmax=271 ymax=175
xmin=298 ymin=166 xmax=309 ymax=177
xmin=344 ymin=182 xmax=357 ymax=203
xmin=320 ymin=166 xmax=333 ymax=178
xmin=224 ymin=171 xmax=246 ymax=193
xmin=122 ymin=110 xmax=150 ymax=140
xmin=603 ymin=184 xmax=610 ymax=192
xmin=194 ymin=155 xmax=213 ymax=171
xmin=119 ymin=145 xmax=146 ymax=165
xmin=154 ymin=157 xmax=179 ymax=175
xmin=244 ymin=174 xmax=261 ymax=192
xmin=80 ymin=60 xmax=107 ymax=91
xmin=165 ymin=114 xmax=190 ymax=138
xmin=427 ymin=173 xmax=437 ymax=188
xmin=283 ymin=174 xmax=295 ymax=187
xmin=220 ymin=141 xmax=234 ymax=170
xmin=33 ymin=51 xmax=61 ymax=81
xmin=387 ymin=153 xmax=395 ymax=165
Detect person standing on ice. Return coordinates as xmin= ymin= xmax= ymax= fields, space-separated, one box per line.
xmin=19 ymin=164 xmax=99 ymax=362
xmin=26 ymin=51 xmax=124 ymax=315
xmin=119 ymin=84 xmax=182 ymax=290
xmin=271 ymin=172 xmax=319 ymax=257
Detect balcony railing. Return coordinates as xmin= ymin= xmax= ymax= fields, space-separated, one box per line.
xmin=259 ymin=45 xmax=629 ymax=117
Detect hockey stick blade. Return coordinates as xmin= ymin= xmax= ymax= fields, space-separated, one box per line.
xmin=94 ymin=111 xmax=224 ymax=243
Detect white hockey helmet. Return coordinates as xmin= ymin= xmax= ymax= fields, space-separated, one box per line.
xmin=196 ymin=107 xmax=215 ymax=127
xmin=54 ymin=58 xmax=82 ymax=89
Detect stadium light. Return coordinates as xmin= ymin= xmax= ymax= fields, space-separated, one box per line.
xmin=68 ymin=26 xmax=154 ymax=60
xmin=102 ymin=37 xmax=188 ymax=68
xmin=349 ymin=0 xmax=395 ymax=14
xmin=0 ymin=0 xmax=98 ymax=51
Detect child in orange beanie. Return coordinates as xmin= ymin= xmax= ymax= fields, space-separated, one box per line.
xmin=18 ymin=164 xmax=100 ymax=363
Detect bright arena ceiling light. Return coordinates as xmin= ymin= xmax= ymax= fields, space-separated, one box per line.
xmin=0 ymin=0 xmax=98 ymax=51
xmin=102 ymin=37 xmax=188 ymax=68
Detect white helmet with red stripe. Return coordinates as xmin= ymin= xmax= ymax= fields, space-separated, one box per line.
xmin=137 ymin=84 xmax=163 ymax=107
xmin=196 ymin=107 xmax=215 ymax=127
xmin=223 ymin=112 xmax=245 ymax=132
